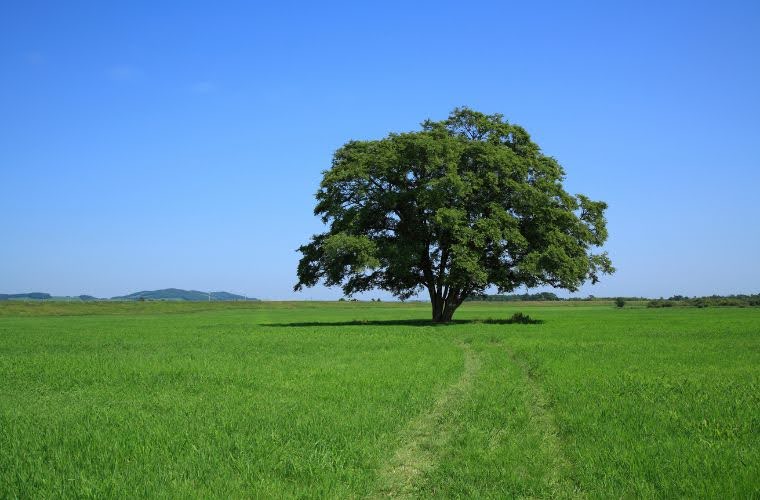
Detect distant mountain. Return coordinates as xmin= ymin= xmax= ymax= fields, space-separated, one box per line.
xmin=0 ymin=292 xmax=51 ymax=301
xmin=111 ymin=288 xmax=256 ymax=301
xmin=208 ymin=291 xmax=254 ymax=301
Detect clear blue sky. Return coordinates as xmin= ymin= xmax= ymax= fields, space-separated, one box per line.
xmin=1 ymin=1 xmax=758 ymax=299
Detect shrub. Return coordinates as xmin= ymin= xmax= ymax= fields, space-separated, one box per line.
xmin=507 ymin=312 xmax=541 ymax=324
xmin=615 ymin=297 xmax=625 ymax=308
xmin=647 ymin=299 xmax=674 ymax=308
xmin=692 ymin=298 xmax=708 ymax=308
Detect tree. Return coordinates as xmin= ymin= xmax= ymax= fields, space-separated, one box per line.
xmin=615 ymin=297 xmax=625 ymax=308
xmin=294 ymin=108 xmax=614 ymax=322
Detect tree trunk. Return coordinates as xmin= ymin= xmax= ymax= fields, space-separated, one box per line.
xmin=430 ymin=289 xmax=462 ymax=323
xmin=438 ymin=304 xmax=456 ymax=323
xmin=430 ymin=289 xmax=445 ymax=323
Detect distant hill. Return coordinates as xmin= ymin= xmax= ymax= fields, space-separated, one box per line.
xmin=0 ymin=292 xmax=51 ymax=301
xmin=111 ymin=288 xmax=256 ymax=301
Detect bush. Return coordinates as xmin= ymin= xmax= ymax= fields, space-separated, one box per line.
xmin=507 ymin=312 xmax=541 ymax=324
xmin=615 ymin=297 xmax=625 ymax=308
xmin=647 ymin=299 xmax=674 ymax=308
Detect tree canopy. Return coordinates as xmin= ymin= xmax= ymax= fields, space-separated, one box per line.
xmin=295 ymin=108 xmax=614 ymax=322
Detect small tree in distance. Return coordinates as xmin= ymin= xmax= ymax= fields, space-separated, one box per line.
xmin=615 ymin=297 xmax=625 ymax=308
xmin=295 ymin=108 xmax=614 ymax=322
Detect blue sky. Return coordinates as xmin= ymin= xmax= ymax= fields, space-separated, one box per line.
xmin=1 ymin=1 xmax=759 ymax=299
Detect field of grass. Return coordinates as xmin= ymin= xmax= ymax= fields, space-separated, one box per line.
xmin=0 ymin=301 xmax=757 ymax=497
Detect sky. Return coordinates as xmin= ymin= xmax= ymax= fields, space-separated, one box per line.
xmin=1 ymin=0 xmax=759 ymax=300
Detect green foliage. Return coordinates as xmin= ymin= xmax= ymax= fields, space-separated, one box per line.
xmin=467 ymin=292 xmax=561 ymax=301
xmin=648 ymin=294 xmax=760 ymax=308
xmin=507 ymin=312 xmax=541 ymax=324
xmin=0 ymin=301 xmax=757 ymax=497
xmin=647 ymin=299 xmax=672 ymax=308
xmin=295 ymin=108 xmax=614 ymax=322
xmin=615 ymin=297 xmax=625 ymax=308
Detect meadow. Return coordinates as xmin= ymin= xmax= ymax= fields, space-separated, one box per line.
xmin=0 ymin=301 xmax=757 ymax=498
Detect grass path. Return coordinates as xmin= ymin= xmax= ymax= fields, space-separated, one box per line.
xmin=504 ymin=346 xmax=582 ymax=499
xmin=372 ymin=341 xmax=480 ymax=498
xmin=373 ymin=339 xmax=583 ymax=498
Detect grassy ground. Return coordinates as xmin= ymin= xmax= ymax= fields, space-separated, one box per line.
xmin=0 ymin=301 xmax=757 ymax=497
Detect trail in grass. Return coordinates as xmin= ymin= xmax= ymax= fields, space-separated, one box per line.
xmin=504 ymin=346 xmax=582 ymax=498
xmin=371 ymin=341 xmax=480 ymax=498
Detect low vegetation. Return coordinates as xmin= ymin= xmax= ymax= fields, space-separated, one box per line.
xmin=466 ymin=291 xmax=564 ymax=301
xmin=648 ymin=293 xmax=760 ymax=308
xmin=0 ymin=301 xmax=757 ymax=497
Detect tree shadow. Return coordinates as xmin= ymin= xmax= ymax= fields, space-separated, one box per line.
xmin=260 ymin=315 xmax=544 ymax=328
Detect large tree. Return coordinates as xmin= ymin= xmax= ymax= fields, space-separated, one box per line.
xmin=295 ymin=108 xmax=614 ymax=322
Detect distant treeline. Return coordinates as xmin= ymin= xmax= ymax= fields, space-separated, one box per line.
xmin=466 ymin=293 xmax=649 ymax=302
xmin=647 ymin=294 xmax=760 ymax=308
xmin=467 ymin=292 xmax=760 ymax=308
xmin=466 ymin=292 xmax=563 ymax=301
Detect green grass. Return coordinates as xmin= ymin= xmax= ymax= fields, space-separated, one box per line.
xmin=0 ymin=301 xmax=757 ymax=498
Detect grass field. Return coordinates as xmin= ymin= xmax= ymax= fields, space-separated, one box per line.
xmin=0 ymin=301 xmax=757 ymax=498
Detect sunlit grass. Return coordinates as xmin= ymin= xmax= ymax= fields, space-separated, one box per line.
xmin=0 ymin=301 xmax=757 ymax=497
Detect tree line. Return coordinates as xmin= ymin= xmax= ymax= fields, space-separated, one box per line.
xmin=647 ymin=294 xmax=760 ymax=308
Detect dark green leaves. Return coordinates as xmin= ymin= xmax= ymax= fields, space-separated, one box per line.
xmin=295 ymin=108 xmax=614 ymax=319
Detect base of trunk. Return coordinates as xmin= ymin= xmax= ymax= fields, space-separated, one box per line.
xmin=429 ymin=288 xmax=465 ymax=323
xmin=431 ymin=305 xmax=457 ymax=323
